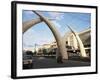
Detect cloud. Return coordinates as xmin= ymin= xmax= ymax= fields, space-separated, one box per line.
xmin=23 ymin=43 xmax=34 ymax=47
xmin=48 ymin=12 xmax=64 ymax=21
xmin=52 ymin=21 xmax=62 ymax=28
xmin=23 ymin=27 xmax=55 ymax=48
xmin=23 ymin=28 xmax=36 ymax=47
xmin=34 ymin=37 xmax=54 ymax=45
xmin=23 ymin=10 xmax=34 ymax=15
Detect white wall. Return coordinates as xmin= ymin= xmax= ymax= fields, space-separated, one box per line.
xmin=0 ymin=0 xmax=99 ymax=80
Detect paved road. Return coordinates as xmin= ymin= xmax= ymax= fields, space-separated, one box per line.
xmin=23 ymin=56 xmax=90 ymax=69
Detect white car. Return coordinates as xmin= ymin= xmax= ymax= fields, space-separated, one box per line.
xmin=23 ymin=55 xmax=33 ymax=69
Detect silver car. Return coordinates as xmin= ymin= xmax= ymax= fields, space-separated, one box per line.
xmin=23 ymin=55 xmax=33 ymax=69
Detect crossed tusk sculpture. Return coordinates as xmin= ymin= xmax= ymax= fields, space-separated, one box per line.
xmin=23 ymin=11 xmax=87 ymax=62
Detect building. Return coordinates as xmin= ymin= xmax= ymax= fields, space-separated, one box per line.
xmin=36 ymin=41 xmax=57 ymax=55
xmin=34 ymin=28 xmax=91 ymax=56
xmin=63 ymin=28 xmax=91 ymax=56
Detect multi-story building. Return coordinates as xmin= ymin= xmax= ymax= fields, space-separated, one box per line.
xmin=63 ymin=28 xmax=91 ymax=56
xmin=35 ymin=28 xmax=91 ymax=56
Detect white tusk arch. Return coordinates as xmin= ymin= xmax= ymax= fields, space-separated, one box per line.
xmin=23 ymin=11 xmax=68 ymax=60
xmin=67 ymin=25 xmax=87 ymax=57
xmin=23 ymin=18 xmax=42 ymax=33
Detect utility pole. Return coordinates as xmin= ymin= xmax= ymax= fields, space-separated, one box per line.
xmin=34 ymin=43 xmax=37 ymax=55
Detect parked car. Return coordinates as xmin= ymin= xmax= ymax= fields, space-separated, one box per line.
xmin=23 ymin=55 xmax=33 ymax=69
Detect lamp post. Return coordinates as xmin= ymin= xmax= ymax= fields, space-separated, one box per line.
xmin=34 ymin=43 xmax=37 ymax=55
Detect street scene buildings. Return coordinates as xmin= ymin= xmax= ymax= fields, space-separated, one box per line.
xmin=22 ymin=10 xmax=91 ymax=69
xmin=31 ymin=28 xmax=90 ymax=56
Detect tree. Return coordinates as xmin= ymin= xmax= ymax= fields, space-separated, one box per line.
xmin=43 ymin=48 xmax=47 ymax=55
xmin=26 ymin=51 xmax=33 ymax=56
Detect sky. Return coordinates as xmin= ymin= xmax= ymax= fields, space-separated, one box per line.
xmin=22 ymin=10 xmax=91 ymax=49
